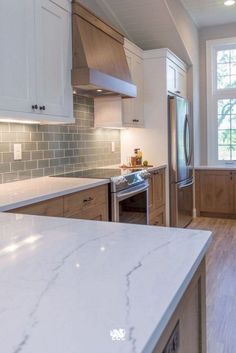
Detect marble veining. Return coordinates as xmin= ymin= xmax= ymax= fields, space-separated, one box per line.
xmin=0 ymin=213 xmax=212 ymax=353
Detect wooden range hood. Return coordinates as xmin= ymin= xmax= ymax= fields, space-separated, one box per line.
xmin=72 ymin=1 xmax=137 ymax=98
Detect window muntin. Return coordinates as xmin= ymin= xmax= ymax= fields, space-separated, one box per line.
xmin=218 ymin=99 xmax=236 ymax=160
xmin=217 ymin=48 xmax=236 ymax=89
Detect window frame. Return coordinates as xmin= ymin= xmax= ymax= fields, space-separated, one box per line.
xmin=206 ymin=37 xmax=236 ymax=165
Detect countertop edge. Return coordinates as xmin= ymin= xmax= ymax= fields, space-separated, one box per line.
xmin=141 ymin=232 xmax=212 ymax=353
xmin=0 ymin=178 xmax=110 ymax=212
xmin=195 ymin=165 xmax=236 ymax=170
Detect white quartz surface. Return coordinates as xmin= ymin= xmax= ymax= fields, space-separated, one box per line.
xmin=0 ymin=176 xmax=109 ymax=212
xmin=0 ymin=213 xmax=212 ymax=353
xmin=195 ymin=165 xmax=236 ymax=170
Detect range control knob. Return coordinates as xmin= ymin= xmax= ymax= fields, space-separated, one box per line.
xmin=139 ymin=170 xmax=151 ymax=180
xmin=114 ymin=176 xmax=128 ymax=186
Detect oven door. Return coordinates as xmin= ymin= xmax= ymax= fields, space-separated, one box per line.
xmin=112 ymin=182 xmax=149 ymax=225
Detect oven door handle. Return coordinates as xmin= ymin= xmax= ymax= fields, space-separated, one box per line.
xmin=116 ymin=183 xmax=149 ymax=200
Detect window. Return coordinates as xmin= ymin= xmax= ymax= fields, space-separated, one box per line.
xmin=207 ymin=38 xmax=236 ymax=164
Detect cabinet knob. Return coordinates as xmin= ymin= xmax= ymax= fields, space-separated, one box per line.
xmin=40 ymin=105 xmax=46 ymax=111
xmin=32 ymin=104 xmax=38 ymax=110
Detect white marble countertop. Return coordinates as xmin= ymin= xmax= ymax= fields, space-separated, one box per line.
xmin=195 ymin=165 xmax=236 ymax=170
xmin=0 ymin=213 xmax=212 ymax=353
xmin=0 ymin=176 xmax=110 ymax=212
xmin=0 ymin=165 xmax=167 ymax=212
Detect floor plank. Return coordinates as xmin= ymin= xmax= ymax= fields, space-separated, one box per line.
xmin=189 ymin=217 xmax=236 ymax=353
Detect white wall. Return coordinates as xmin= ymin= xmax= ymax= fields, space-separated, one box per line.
xmin=199 ymin=23 xmax=236 ymax=164
xmin=121 ymin=55 xmax=170 ymax=224
xmin=165 ymin=0 xmax=200 ymax=166
xmin=121 ymin=56 xmax=168 ymax=167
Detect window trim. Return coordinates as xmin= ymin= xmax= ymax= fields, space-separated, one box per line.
xmin=206 ymin=37 xmax=236 ymax=165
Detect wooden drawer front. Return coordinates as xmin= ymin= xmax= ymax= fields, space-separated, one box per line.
xmin=68 ymin=203 xmax=109 ymax=222
xmin=9 ymin=197 xmax=64 ymax=217
xmin=63 ymin=185 xmax=108 ymax=218
xmin=150 ymin=206 xmax=166 ymax=227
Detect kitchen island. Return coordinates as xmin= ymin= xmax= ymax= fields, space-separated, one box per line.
xmin=0 ymin=213 xmax=211 ymax=353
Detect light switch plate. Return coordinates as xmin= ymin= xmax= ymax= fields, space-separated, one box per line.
xmin=14 ymin=144 xmax=22 ymax=161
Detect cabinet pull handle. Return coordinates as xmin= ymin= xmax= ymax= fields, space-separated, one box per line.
xmin=40 ymin=106 xmax=46 ymax=111
xmin=132 ymin=119 xmax=139 ymax=123
xmin=83 ymin=197 xmax=94 ymax=203
xmin=32 ymin=104 xmax=38 ymax=110
xmin=175 ymin=90 xmax=181 ymax=94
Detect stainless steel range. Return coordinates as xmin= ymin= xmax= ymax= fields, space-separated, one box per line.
xmin=53 ymin=168 xmax=150 ymax=225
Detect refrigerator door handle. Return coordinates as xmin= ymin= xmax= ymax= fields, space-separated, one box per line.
xmin=184 ymin=114 xmax=188 ymax=165
xmin=179 ymin=180 xmax=194 ymax=189
xmin=184 ymin=114 xmax=192 ymax=166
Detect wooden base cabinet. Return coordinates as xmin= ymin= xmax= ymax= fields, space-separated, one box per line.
xmin=153 ymin=259 xmax=206 ymax=353
xmin=8 ymin=197 xmax=64 ymax=217
xmin=8 ymin=185 xmax=109 ymax=222
xmin=149 ymin=168 xmax=166 ymax=226
xmin=64 ymin=185 xmax=109 ymax=221
xmin=195 ymin=170 xmax=235 ymax=218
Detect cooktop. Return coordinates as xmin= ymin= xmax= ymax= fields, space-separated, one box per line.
xmin=52 ymin=168 xmax=142 ymax=180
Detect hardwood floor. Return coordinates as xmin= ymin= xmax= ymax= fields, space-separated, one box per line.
xmin=189 ymin=217 xmax=236 ymax=353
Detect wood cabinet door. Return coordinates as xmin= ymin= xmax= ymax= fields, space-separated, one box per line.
xmin=150 ymin=206 xmax=166 ymax=227
xmin=0 ymin=0 xmax=36 ymax=113
xmin=35 ymin=0 xmax=72 ymax=118
xmin=200 ymin=171 xmax=234 ymax=214
xmin=123 ymin=48 xmax=144 ymax=128
xmin=153 ymin=169 xmax=166 ymax=209
xmin=149 ymin=169 xmax=166 ymax=226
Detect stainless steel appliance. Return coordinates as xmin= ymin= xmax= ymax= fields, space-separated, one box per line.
xmin=52 ymin=168 xmax=150 ymax=225
xmin=169 ymin=95 xmax=193 ymax=228
xmin=111 ymin=170 xmax=150 ymax=224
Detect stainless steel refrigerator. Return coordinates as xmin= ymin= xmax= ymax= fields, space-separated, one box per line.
xmin=168 ymin=95 xmax=194 ymax=228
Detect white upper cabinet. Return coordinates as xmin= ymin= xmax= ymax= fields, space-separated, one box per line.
xmin=36 ymin=0 xmax=72 ymax=119
xmin=0 ymin=0 xmax=36 ymax=115
xmin=0 ymin=0 xmax=73 ymax=123
xmin=123 ymin=39 xmax=144 ymax=128
xmin=167 ymin=58 xmax=187 ymax=98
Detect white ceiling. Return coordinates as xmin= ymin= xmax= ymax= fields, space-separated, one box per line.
xmin=79 ymin=0 xmax=190 ymax=63
xmin=180 ymin=0 xmax=236 ymax=27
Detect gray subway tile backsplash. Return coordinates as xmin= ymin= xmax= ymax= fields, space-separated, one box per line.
xmin=0 ymin=95 xmax=121 ymax=184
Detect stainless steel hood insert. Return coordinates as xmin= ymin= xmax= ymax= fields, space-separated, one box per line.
xmin=72 ymin=2 xmax=137 ymax=98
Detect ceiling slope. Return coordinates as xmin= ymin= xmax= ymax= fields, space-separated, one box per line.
xmin=78 ymin=0 xmax=192 ymax=65
xmin=180 ymin=0 xmax=236 ymax=28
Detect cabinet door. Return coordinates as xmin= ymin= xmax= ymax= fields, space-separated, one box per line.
xmin=176 ymin=67 xmax=187 ymax=98
xmin=36 ymin=0 xmax=72 ymax=118
xmin=167 ymin=60 xmax=176 ymax=94
xmin=153 ymin=169 xmax=166 ymax=209
xmin=200 ymin=171 xmax=234 ymax=214
xmin=123 ymin=49 xmax=144 ymax=128
xmin=133 ymin=54 xmax=144 ymax=126
xmin=167 ymin=59 xmax=187 ymax=98
xmin=122 ymin=49 xmax=134 ymax=124
xmin=0 ymin=0 xmax=36 ymax=113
